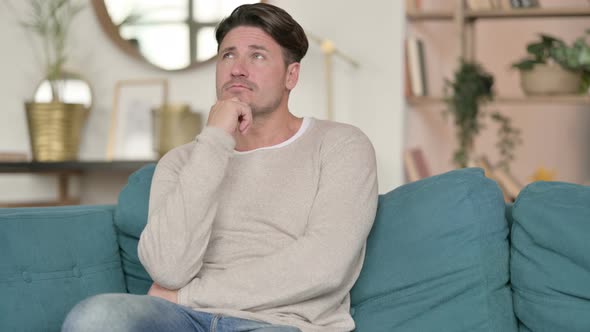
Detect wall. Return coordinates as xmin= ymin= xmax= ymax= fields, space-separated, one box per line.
xmin=406 ymin=0 xmax=590 ymax=185
xmin=0 ymin=0 xmax=405 ymax=204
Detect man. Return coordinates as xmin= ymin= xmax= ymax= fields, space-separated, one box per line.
xmin=62 ymin=3 xmax=377 ymax=332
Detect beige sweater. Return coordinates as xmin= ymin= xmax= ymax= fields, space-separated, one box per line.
xmin=138 ymin=118 xmax=378 ymax=332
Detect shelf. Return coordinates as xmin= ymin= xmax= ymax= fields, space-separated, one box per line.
xmin=407 ymin=10 xmax=454 ymax=21
xmin=0 ymin=160 xmax=156 ymax=208
xmin=466 ymin=7 xmax=590 ymax=20
xmin=407 ymin=96 xmax=447 ymax=106
xmin=493 ymin=95 xmax=590 ymax=104
xmin=0 ymin=160 xmax=156 ymax=173
xmin=407 ymin=7 xmax=590 ymax=21
xmin=408 ymin=95 xmax=590 ymax=106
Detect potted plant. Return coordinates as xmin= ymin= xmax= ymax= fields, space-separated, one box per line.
xmin=512 ymin=32 xmax=590 ymax=95
xmin=444 ymin=60 xmax=521 ymax=170
xmin=20 ymin=0 xmax=88 ymax=161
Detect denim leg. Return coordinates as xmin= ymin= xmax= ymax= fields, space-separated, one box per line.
xmin=61 ymin=293 xmax=211 ymax=332
xmin=216 ymin=315 xmax=302 ymax=332
xmin=62 ymin=293 xmax=301 ymax=332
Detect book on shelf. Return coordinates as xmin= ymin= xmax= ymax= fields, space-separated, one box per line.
xmin=472 ymin=155 xmax=494 ymax=178
xmin=510 ymin=0 xmax=539 ymax=8
xmin=404 ymin=148 xmax=431 ymax=183
xmin=519 ymin=0 xmax=539 ymax=8
xmin=406 ymin=37 xmax=428 ymax=97
xmin=492 ymin=166 xmax=523 ymax=202
xmin=404 ymin=49 xmax=413 ymax=98
xmin=498 ymin=0 xmax=513 ymax=9
xmin=406 ymin=0 xmax=421 ymax=11
xmin=467 ymin=0 xmax=494 ymax=10
xmin=473 ymin=155 xmax=523 ymax=202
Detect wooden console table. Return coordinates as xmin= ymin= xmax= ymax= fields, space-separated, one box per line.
xmin=0 ymin=160 xmax=155 ymax=207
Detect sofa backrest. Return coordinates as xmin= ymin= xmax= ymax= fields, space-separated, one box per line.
xmin=0 ymin=205 xmax=126 ymax=332
xmin=114 ymin=163 xmax=156 ymax=294
xmin=350 ymin=168 xmax=517 ymax=332
xmin=510 ymin=181 xmax=590 ymax=332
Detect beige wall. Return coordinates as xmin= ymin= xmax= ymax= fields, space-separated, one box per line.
xmin=0 ymin=0 xmax=405 ymax=204
xmin=406 ymin=0 xmax=590 ymax=185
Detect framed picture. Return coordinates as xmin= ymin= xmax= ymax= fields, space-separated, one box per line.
xmin=107 ymin=79 xmax=169 ymax=160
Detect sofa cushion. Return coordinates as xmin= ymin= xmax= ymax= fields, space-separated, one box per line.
xmin=114 ymin=164 xmax=156 ymax=294
xmin=350 ymin=168 xmax=516 ymax=332
xmin=0 ymin=205 xmax=125 ymax=332
xmin=510 ymin=181 xmax=590 ymax=332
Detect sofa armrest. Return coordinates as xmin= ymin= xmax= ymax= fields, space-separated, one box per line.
xmin=0 ymin=205 xmax=127 ymax=332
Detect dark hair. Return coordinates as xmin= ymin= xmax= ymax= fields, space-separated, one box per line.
xmin=216 ymin=3 xmax=308 ymax=64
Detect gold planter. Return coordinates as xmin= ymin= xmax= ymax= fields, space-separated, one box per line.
xmin=25 ymin=102 xmax=89 ymax=161
xmin=152 ymin=104 xmax=202 ymax=157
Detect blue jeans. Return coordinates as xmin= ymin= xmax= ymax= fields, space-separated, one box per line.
xmin=62 ymin=293 xmax=301 ymax=332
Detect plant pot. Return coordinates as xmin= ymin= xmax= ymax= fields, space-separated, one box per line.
xmin=519 ymin=64 xmax=582 ymax=95
xmin=152 ymin=104 xmax=202 ymax=157
xmin=25 ymin=102 xmax=89 ymax=161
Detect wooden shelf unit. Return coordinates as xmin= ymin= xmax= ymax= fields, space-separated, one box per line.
xmin=406 ymin=3 xmax=590 ymax=98
xmin=408 ymin=95 xmax=590 ymax=106
xmin=404 ymin=2 xmax=590 ymax=188
xmin=407 ymin=7 xmax=590 ymax=21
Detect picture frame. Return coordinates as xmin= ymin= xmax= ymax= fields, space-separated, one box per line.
xmin=106 ymin=79 xmax=169 ymax=160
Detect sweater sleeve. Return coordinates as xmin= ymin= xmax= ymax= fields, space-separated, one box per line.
xmin=177 ymin=130 xmax=378 ymax=311
xmin=138 ymin=127 xmax=235 ymax=289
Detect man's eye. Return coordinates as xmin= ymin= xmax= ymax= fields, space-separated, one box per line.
xmin=222 ymin=53 xmax=234 ymax=59
xmin=253 ymin=53 xmax=264 ymax=60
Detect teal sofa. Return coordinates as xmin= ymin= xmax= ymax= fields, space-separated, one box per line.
xmin=1 ymin=165 xmax=589 ymax=332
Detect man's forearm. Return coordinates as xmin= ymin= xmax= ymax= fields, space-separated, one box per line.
xmin=138 ymin=127 xmax=236 ymax=289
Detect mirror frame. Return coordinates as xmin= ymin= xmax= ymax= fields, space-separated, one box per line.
xmin=91 ymin=0 xmax=234 ymax=72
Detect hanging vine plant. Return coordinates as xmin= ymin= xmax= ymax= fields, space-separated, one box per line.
xmin=444 ymin=60 xmax=522 ymax=170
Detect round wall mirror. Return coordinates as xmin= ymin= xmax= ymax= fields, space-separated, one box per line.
xmin=91 ymin=0 xmax=261 ymax=71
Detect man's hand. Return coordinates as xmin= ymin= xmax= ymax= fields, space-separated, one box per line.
xmin=147 ymin=283 xmax=178 ymax=303
xmin=207 ymin=97 xmax=252 ymax=135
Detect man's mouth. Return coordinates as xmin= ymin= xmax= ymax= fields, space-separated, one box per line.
xmin=224 ymin=81 xmax=254 ymax=91
xmin=228 ymin=85 xmax=250 ymax=90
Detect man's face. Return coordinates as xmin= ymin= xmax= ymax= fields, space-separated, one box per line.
xmin=216 ymin=26 xmax=299 ymax=115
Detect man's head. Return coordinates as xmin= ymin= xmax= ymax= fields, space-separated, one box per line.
xmin=216 ymin=3 xmax=308 ymax=66
xmin=214 ymin=3 xmax=308 ymax=116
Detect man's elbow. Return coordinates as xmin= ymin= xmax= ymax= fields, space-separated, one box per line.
xmin=138 ymin=247 xmax=194 ymax=290
xmin=143 ymin=263 xmax=193 ymax=290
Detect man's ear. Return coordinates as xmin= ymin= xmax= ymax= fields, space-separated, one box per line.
xmin=285 ymin=62 xmax=300 ymax=91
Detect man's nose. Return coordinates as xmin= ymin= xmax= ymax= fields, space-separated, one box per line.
xmin=231 ymin=59 xmax=248 ymax=77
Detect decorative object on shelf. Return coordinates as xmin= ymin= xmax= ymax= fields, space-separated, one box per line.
xmin=107 ymin=78 xmax=168 ymax=161
xmin=529 ymin=167 xmax=556 ymax=182
xmin=107 ymin=78 xmax=202 ymax=160
xmin=20 ymin=0 xmax=89 ymax=161
xmin=152 ymin=104 xmax=202 ymax=157
xmin=26 ymin=102 xmax=88 ymax=161
xmin=444 ymin=60 xmax=521 ymax=170
xmin=512 ymin=32 xmax=590 ymax=95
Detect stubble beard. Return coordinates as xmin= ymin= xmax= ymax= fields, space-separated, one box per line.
xmin=249 ymin=96 xmax=282 ymax=119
